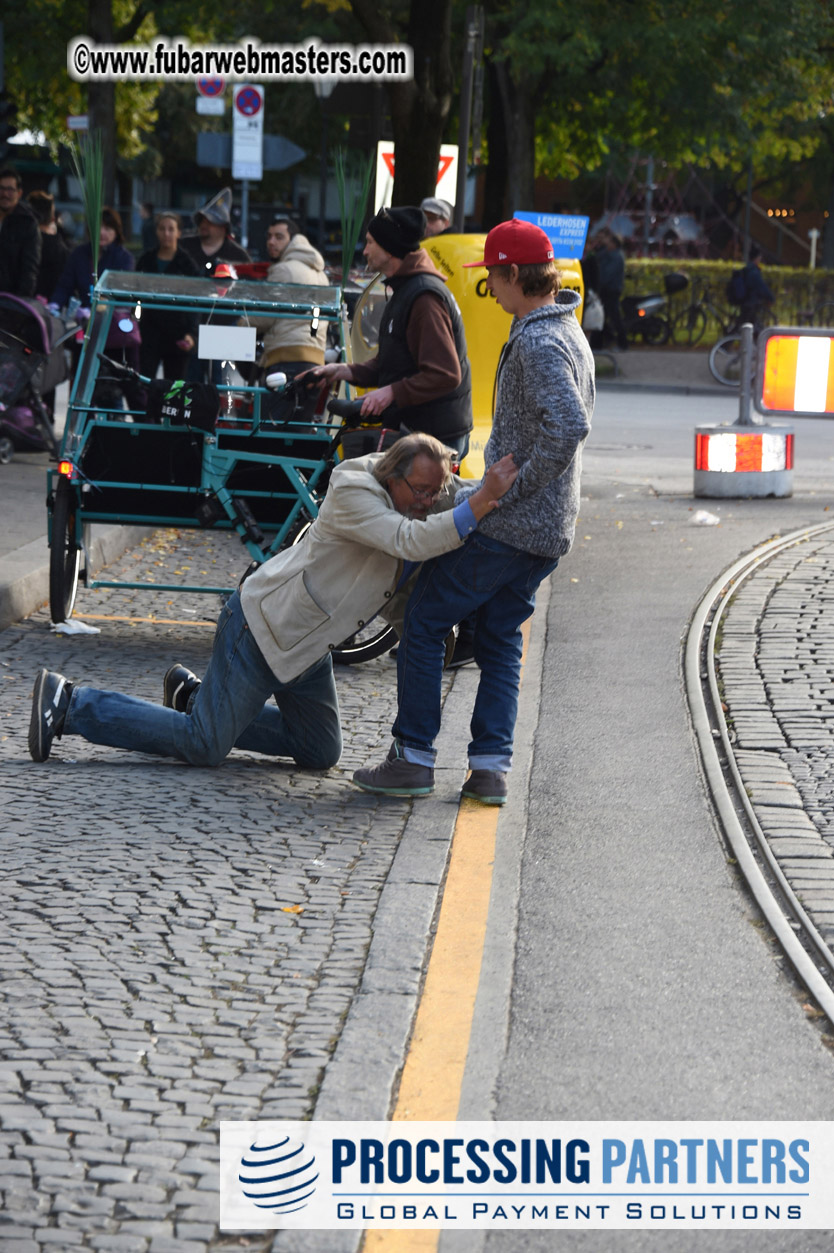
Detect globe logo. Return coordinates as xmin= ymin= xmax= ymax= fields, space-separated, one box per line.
xmin=238 ymin=1135 xmax=319 ymax=1215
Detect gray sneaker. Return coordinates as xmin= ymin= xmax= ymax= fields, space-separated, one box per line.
xmin=29 ymin=669 xmax=73 ymax=762
xmin=461 ymin=769 xmax=507 ymax=806
xmin=352 ymin=741 xmax=435 ymax=797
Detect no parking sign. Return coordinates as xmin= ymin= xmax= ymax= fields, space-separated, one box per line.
xmin=233 ymin=84 xmax=264 ymax=180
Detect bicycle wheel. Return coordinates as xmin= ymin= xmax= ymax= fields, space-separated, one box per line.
xmin=672 ymin=304 xmax=707 ymax=348
xmin=813 ymin=301 xmax=834 ymax=329
xmin=290 ymin=520 xmax=396 ymax=665
xmin=331 ymin=621 xmax=397 ymax=666
xmin=641 ymin=315 xmax=671 ymax=346
xmin=49 ymin=477 xmax=82 ymax=622
xmin=708 ymin=334 xmax=755 ymax=388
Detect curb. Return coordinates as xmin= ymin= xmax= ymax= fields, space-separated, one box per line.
xmin=596 ymin=379 xmax=731 ymax=398
xmin=0 ymin=524 xmax=147 ymax=633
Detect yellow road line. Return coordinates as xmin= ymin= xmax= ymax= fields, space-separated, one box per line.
xmin=72 ymin=614 xmax=216 ymax=627
xmin=363 ymin=621 xmax=531 ymax=1253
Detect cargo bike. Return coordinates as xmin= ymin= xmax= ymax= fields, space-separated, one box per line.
xmin=46 ymin=269 xmax=397 ymax=661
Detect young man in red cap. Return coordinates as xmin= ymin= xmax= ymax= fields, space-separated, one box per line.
xmin=310 ymin=205 xmax=473 ymax=457
xmin=352 ymin=218 xmax=595 ymax=805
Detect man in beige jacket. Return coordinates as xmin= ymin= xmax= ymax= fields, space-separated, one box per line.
xmin=29 ymin=434 xmax=517 ymax=770
xmin=257 ymin=217 xmax=330 ymax=372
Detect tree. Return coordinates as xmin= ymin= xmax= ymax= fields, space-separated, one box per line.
xmin=481 ymin=0 xmax=834 ymax=221
xmin=3 ymin=0 xmax=159 ymax=203
xmin=347 ymin=0 xmax=454 ymax=205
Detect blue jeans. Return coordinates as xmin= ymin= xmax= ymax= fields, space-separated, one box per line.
xmin=64 ymin=591 xmax=342 ymax=769
xmin=393 ymin=534 xmax=558 ymax=772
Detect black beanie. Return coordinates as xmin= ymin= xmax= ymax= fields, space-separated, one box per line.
xmin=367 ymin=206 xmax=426 ymax=258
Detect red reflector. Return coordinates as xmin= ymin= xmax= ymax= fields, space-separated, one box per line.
xmin=694 ymin=433 xmax=710 ymax=471
xmin=58 ymin=461 xmax=74 ymax=478
xmin=785 ymin=433 xmax=794 ymax=469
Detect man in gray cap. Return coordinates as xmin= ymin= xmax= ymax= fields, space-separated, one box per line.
xmin=181 ymin=187 xmax=251 ymax=278
xmin=420 ymin=196 xmax=453 ymax=237
xmin=310 ymin=205 xmax=472 ymax=458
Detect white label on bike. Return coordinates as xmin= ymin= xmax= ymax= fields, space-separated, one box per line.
xmin=198 ymin=324 xmax=257 ymax=362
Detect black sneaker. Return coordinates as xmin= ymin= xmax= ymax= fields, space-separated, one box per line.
xmin=29 ymin=669 xmax=73 ymax=762
xmin=163 ymin=664 xmax=200 ymax=713
xmin=461 ymin=769 xmax=508 ymax=806
xmin=352 ymin=740 xmax=435 ymax=797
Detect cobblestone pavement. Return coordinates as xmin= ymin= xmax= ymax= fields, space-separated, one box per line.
xmin=718 ymin=525 xmax=834 ymax=950
xmin=0 ymin=527 xmax=457 ymax=1251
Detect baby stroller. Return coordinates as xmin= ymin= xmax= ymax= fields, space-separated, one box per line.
xmin=0 ymin=293 xmax=69 ymax=464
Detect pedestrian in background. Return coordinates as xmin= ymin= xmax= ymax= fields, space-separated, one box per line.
xmin=259 ymin=216 xmax=329 ymax=374
xmin=50 ymin=206 xmax=134 ymax=312
xmin=420 ymin=197 xmax=454 ymax=237
xmin=51 ymin=208 xmax=140 ymax=408
xmin=136 ymin=212 xmax=199 ymax=381
xmin=27 ymin=190 xmax=70 ymax=303
xmin=0 ymin=166 xmax=41 ymax=298
xmin=739 ymin=245 xmax=774 ymax=331
xmin=180 ymin=188 xmax=250 ymax=278
xmin=595 ymin=228 xmax=628 ymax=352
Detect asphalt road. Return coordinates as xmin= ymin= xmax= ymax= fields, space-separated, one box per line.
xmin=448 ymin=390 xmax=834 ymax=1253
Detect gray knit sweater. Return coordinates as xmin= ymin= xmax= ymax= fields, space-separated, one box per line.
xmin=458 ymin=289 xmax=594 ymax=558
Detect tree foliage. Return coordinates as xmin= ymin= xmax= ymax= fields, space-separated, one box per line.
xmin=483 ymin=0 xmax=834 ymax=212
xmin=4 ymin=0 xmax=834 ymax=241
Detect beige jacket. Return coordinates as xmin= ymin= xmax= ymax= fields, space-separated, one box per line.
xmin=254 ymin=234 xmax=330 ymax=367
xmin=240 ymin=454 xmax=464 ymax=681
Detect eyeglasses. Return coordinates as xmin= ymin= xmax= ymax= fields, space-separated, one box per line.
xmin=403 ymin=476 xmax=443 ymax=503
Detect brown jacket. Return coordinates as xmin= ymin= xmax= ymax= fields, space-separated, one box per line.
xmin=349 ymin=249 xmax=462 ymax=409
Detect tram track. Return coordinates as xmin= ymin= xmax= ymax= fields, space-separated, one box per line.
xmin=685 ymin=519 xmax=834 ymax=1028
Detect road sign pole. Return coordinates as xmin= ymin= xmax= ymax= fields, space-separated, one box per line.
xmin=736 ymin=323 xmax=756 ymax=427
xmin=241 ymin=179 xmax=249 ymax=251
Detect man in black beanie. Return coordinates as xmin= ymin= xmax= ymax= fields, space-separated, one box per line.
xmin=310 ymin=205 xmax=473 ymax=457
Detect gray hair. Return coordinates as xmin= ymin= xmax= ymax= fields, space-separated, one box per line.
xmin=372 ymin=432 xmax=454 ymax=485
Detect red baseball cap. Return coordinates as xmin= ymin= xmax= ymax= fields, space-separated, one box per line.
xmin=463 ymin=219 xmax=555 ymax=267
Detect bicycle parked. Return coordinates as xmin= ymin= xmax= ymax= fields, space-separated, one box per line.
xmin=671 ymin=279 xmax=738 ymax=348
xmin=806 ymin=297 xmax=834 ymax=328
xmin=708 ymin=308 xmax=770 ymax=387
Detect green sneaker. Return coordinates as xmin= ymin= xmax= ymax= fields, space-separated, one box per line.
xmin=461 ymin=769 xmax=507 ymax=806
xmin=352 ymin=741 xmax=435 ymax=797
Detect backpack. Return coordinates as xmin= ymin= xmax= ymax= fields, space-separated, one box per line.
xmin=726 ymin=268 xmax=747 ymax=305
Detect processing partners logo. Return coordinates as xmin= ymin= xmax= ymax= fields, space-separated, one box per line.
xmin=237 ymin=1133 xmax=318 ymax=1217
xmin=220 ymin=1120 xmax=834 ymax=1232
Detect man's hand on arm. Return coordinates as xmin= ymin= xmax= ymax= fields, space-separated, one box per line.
xmin=465 ymin=454 xmax=518 ymax=520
